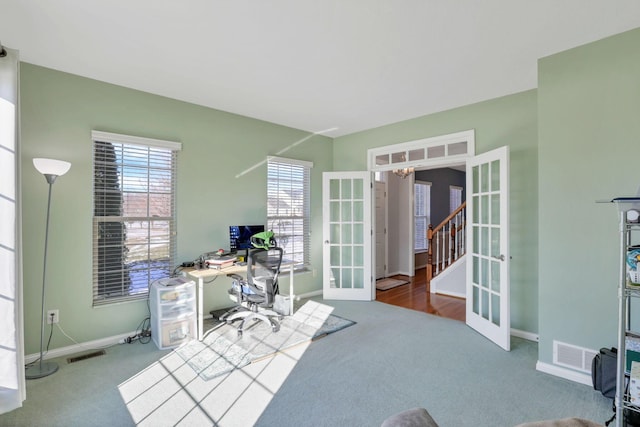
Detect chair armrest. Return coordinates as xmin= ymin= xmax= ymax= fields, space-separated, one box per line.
xmin=227 ymin=274 xmax=246 ymax=302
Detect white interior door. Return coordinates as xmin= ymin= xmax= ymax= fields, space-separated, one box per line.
xmin=375 ymin=180 xmax=387 ymax=280
xmin=466 ymin=146 xmax=510 ymax=351
xmin=323 ymin=172 xmax=373 ymax=300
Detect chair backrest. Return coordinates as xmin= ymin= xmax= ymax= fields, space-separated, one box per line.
xmin=247 ymin=247 xmax=283 ymax=304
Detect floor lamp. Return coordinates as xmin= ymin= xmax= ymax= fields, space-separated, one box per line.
xmin=25 ymin=158 xmax=71 ymax=380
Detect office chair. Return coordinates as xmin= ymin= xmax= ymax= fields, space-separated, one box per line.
xmin=223 ymin=247 xmax=283 ymax=336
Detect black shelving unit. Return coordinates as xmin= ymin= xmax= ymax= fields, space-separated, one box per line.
xmin=611 ymin=198 xmax=640 ymax=426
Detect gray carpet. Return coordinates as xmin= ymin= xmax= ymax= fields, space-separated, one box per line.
xmin=175 ymin=300 xmax=355 ymax=380
xmin=254 ymin=300 xmax=613 ymax=427
xmin=0 ymin=298 xmax=614 ymax=427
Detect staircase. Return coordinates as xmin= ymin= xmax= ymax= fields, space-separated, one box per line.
xmin=427 ymin=202 xmax=466 ymax=283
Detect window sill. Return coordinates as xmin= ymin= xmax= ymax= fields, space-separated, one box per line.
xmin=92 ymin=294 xmax=149 ymax=308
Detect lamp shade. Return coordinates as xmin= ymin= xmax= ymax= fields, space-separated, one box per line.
xmin=33 ymin=158 xmax=71 ymax=177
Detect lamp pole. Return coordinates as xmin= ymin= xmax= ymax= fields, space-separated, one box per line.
xmin=26 ymin=159 xmax=71 ymax=380
xmin=26 ymin=177 xmax=58 ymax=378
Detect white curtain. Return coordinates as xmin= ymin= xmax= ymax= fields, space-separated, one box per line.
xmin=0 ymin=46 xmax=25 ymax=413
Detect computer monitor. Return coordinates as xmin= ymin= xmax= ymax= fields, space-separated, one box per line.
xmin=229 ymin=225 xmax=265 ymax=253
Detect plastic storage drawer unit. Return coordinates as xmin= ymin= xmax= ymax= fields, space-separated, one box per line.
xmin=150 ymin=277 xmax=196 ymax=350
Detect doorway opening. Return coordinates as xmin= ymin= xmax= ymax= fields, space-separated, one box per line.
xmin=375 ymin=166 xmax=467 ymax=322
xmin=368 ymin=131 xmax=475 ymax=322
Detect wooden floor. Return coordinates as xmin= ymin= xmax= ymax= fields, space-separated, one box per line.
xmin=375 ymin=267 xmax=466 ymax=322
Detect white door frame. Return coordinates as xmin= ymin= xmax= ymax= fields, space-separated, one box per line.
xmin=366 ymin=130 xmax=512 ymax=350
xmin=385 ymin=171 xmax=416 ymax=277
xmin=367 ymin=130 xmax=476 ymax=173
xmin=368 ymin=134 xmax=511 ymax=351
xmin=367 ymin=130 xmax=476 ymax=279
xmin=374 ymin=179 xmax=388 ymax=280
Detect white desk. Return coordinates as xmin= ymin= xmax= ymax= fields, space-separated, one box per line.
xmin=186 ymin=261 xmax=296 ymax=340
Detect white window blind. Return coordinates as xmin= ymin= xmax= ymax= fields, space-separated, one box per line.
xmin=414 ymin=181 xmax=431 ymax=251
xmin=267 ymin=156 xmax=312 ymax=266
xmin=92 ymin=131 xmax=181 ymax=305
xmin=450 ymin=185 xmax=463 ymax=214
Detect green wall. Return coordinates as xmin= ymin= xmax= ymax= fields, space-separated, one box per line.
xmin=21 ymin=24 xmax=640 ymax=369
xmin=537 ymin=28 xmax=640 ymax=364
xmin=333 ymin=90 xmax=539 ymax=333
xmin=20 ymin=64 xmax=332 ymax=354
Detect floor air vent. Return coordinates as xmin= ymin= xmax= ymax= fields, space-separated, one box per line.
xmin=67 ymin=350 xmax=106 ymax=364
xmin=553 ymin=340 xmax=597 ymax=373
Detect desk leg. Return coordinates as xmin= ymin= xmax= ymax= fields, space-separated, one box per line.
xmin=197 ymin=277 xmax=204 ymax=341
xmin=289 ymin=265 xmax=294 ymax=315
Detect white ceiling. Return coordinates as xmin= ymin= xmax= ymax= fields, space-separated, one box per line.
xmin=3 ymin=1 xmax=640 ymax=138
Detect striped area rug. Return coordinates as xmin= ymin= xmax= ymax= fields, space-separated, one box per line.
xmin=376 ymin=278 xmax=408 ymax=291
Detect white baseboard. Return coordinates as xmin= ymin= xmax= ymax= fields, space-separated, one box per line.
xmin=536 ymin=361 xmax=593 ymax=386
xmin=386 ymin=270 xmax=413 ymax=277
xmin=25 ymin=330 xmax=140 ymax=364
xmin=511 ymin=328 xmax=539 ymax=342
xmin=298 ymin=289 xmax=323 ymax=299
xmin=27 ymin=294 xmax=334 ymax=364
xmin=433 ymin=289 xmax=465 ymax=298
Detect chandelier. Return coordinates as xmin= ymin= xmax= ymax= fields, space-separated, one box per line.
xmin=392 ymin=152 xmax=414 ymax=178
xmin=392 ymin=166 xmax=415 ymax=179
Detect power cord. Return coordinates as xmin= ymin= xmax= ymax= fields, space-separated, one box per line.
xmin=24 ymin=317 xmax=55 ymax=368
xmin=55 ymin=322 xmax=115 ymax=351
xmin=174 ymin=259 xmax=216 ymax=284
xmin=174 ymin=260 xmax=198 ymax=276
xmin=25 ymin=313 xmax=117 ymax=368
xmin=120 ymin=316 xmax=152 ymax=345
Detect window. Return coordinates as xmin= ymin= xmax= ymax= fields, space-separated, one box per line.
xmin=267 ymin=156 xmax=313 ymax=266
xmin=450 ymin=185 xmax=463 ymax=214
xmin=414 ymin=181 xmax=431 ymax=251
xmin=368 ymin=129 xmax=475 ymax=172
xmin=92 ymin=131 xmax=181 ymax=306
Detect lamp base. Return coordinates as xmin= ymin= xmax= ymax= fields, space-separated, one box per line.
xmin=25 ymin=361 xmax=58 ymax=379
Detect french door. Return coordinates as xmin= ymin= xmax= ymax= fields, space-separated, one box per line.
xmin=323 ymin=144 xmax=510 ymax=351
xmin=465 ymin=146 xmax=510 ymax=351
xmin=322 ymin=172 xmax=373 ymax=300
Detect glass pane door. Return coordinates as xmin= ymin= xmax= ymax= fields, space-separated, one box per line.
xmin=466 ymin=146 xmax=510 ymax=351
xmin=323 ymin=172 xmax=372 ymax=300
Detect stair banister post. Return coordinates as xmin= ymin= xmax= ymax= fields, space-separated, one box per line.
xmin=427 ymin=224 xmax=433 ymax=282
xmin=450 ymin=221 xmax=456 ymax=264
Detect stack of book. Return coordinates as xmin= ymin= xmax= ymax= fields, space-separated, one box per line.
xmin=205 ymin=256 xmax=237 ymax=270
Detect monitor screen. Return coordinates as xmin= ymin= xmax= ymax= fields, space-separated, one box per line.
xmin=229 ymin=225 xmax=265 ymax=251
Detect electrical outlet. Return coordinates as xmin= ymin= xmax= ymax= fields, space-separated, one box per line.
xmin=47 ymin=309 xmax=59 ymax=324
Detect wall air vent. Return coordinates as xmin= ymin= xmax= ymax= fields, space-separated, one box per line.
xmin=553 ymin=340 xmax=598 ymax=373
xmin=67 ymin=350 xmax=106 ymax=364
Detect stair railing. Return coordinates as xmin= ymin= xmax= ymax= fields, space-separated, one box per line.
xmin=427 ymin=202 xmax=466 ymax=282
